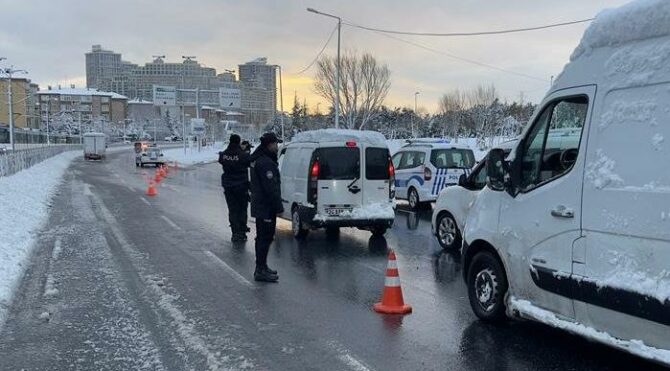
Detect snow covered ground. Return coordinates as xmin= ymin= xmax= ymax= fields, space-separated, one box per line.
xmin=161 ymin=142 xmax=225 ymax=166
xmin=0 ymin=150 xmax=79 ymax=327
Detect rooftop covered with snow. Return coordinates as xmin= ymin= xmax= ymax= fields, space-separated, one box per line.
xmin=38 ymin=87 xmax=128 ymax=100
xmin=571 ymin=0 xmax=670 ymax=61
xmin=291 ymin=129 xmax=387 ymax=146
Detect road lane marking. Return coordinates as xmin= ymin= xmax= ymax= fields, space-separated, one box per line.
xmin=327 ymin=341 xmax=373 ymax=371
xmin=204 ymin=251 xmax=254 ymax=288
xmin=52 ymin=238 xmax=63 ymax=260
xmin=160 ymin=215 xmax=182 ymax=231
xmin=140 ymin=197 xmax=151 ymax=206
xmin=126 ymin=185 xmax=134 ymax=192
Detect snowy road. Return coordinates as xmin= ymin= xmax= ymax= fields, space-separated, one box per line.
xmin=0 ymin=150 xmax=663 ymax=370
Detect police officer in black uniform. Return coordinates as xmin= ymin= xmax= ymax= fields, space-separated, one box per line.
xmin=218 ymin=134 xmax=251 ymax=242
xmin=250 ymin=132 xmax=283 ymax=282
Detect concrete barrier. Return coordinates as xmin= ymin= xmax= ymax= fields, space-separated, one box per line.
xmin=0 ymin=145 xmax=81 ymax=177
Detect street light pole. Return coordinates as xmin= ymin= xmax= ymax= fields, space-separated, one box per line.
xmin=273 ymin=65 xmax=285 ymax=142
xmin=307 ymin=8 xmax=341 ymax=129
xmin=2 ymin=66 xmax=28 ymax=151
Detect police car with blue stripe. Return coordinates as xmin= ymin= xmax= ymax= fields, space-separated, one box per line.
xmin=391 ymin=139 xmax=475 ymax=209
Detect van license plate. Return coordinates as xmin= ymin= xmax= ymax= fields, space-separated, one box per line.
xmin=326 ymin=207 xmax=351 ymax=216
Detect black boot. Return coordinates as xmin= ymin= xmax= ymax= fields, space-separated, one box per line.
xmin=254 ymin=267 xmax=278 ymax=283
xmin=264 ymin=266 xmax=277 ymax=275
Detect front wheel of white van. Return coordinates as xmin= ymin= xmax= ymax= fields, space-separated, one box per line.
xmin=291 ymin=208 xmax=309 ymax=239
xmin=467 ymin=251 xmax=508 ymax=322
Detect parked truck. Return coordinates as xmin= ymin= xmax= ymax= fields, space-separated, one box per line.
xmin=83 ymin=132 xmax=107 ymax=160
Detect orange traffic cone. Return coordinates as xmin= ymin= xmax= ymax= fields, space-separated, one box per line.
xmin=146 ymin=181 xmax=157 ymax=196
xmin=163 ymin=163 xmax=169 ymax=175
xmin=154 ymin=169 xmax=162 ymax=183
xmin=373 ymin=250 xmax=412 ymax=315
xmin=159 ymin=165 xmax=167 ymax=177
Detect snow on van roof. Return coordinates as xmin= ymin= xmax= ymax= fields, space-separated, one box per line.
xmin=571 ymin=0 xmax=670 ymax=60
xmin=291 ymin=129 xmax=387 ymax=146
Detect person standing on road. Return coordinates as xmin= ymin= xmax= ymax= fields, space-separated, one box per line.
xmin=241 ymin=140 xmax=253 ymax=155
xmin=218 ymin=134 xmax=251 ymax=242
xmin=250 ymin=132 xmax=283 ymax=282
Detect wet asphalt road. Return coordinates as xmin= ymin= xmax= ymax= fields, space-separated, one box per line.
xmin=0 ymin=149 xmax=665 ymax=371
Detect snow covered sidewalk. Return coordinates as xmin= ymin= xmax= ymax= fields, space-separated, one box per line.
xmin=162 ymin=143 xmax=224 ymax=166
xmin=0 ymin=150 xmax=79 ymax=326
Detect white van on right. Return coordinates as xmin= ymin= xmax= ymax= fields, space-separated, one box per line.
xmin=462 ymin=0 xmax=670 ymax=364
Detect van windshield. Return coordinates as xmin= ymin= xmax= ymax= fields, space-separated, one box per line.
xmin=316 ymin=147 xmax=360 ymax=180
xmin=365 ymin=147 xmax=390 ymax=180
xmin=430 ymin=149 xmax=475 ymax=169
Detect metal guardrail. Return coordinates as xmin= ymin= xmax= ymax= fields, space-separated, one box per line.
xmin=0 ymin=144 xmax=81 ymax=177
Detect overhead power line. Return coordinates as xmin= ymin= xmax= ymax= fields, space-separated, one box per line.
xmin=343 ymin=18 xmax=594 ymax=37
xmin=293 ymin=24 xmax=338 ymax=75
xmin=371 ymin=30 xmax=549 ymax=83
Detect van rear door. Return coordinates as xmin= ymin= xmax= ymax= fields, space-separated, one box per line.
xmin=314 ymin=146 xmax=362 ymax=217
xmin=363 ymin=147 xmax=392 ymax=207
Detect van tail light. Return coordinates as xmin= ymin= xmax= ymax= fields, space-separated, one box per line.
xmin=424 ymin=167 xmax=432 ymax=181
xmin=310 ymin=160 xmax=320 ymax=179
xmin=308 ymin=159 xmax=319 ymax=204
xmin=346 ymin=141 xmax=357 ymax=147
xmin=388 ymin=157 xmax=396 ymax=199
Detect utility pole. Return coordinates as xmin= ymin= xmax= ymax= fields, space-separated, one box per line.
xmin=273 ymin=65 xmax=285 ymax=142
xmin=307 ymin=8 xmax=341 ymax=129
xmin=46 ymin=102 xmax=50 ymax=145
xmin=2 ymin=65 xmax=28 ymax=151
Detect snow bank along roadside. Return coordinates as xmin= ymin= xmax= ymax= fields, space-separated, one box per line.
xmin=161 ymin=142 xmax=224 ymax=166
xmin=0 ymin=150 xmax=80 ymax=327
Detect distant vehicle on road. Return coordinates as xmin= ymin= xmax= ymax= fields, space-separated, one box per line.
xmin=392 ymin=139 xmax=475 ymax=209
xmin=136 ymin=147 xmax=166 ymax=167
xmin=431 ymin=141 xmax=516 ymax=251
xmin=461 ymin=4 xmax=670 ymax=364
xmin=278 ymin=129 xmax=396 ymax=238
xmin=134 ymin=141 xmax=149 ymax=153
xmin=83 ymin=132 xmax=106 ymax=160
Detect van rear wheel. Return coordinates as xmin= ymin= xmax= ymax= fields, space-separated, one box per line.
xmin=292 ymin=208 xmax=309 ymax=239
xmin=467 ymin=251 xmax=508 ymax=322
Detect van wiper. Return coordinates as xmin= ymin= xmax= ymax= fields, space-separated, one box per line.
xmin=347 ymin=177 xmax=361 ymax=194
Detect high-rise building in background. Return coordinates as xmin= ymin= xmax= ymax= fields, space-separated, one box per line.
xmin=84 ymin=45 xmax=278 ymax=129
xmin=238 ymin=58 xmax=277 ymax=128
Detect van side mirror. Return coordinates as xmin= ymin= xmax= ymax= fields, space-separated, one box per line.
xmin=486 ymin=148 xmax=513 ymax=195
xmin=458 ymin=174 xmax=467 ymax=187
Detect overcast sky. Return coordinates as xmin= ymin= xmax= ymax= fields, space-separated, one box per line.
xmin=1 ymin=0 xmax=629 ymax=112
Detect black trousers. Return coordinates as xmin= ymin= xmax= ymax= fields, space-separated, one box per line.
xmin=255 ymin=217 xmax=276 ymax=269
xmin=223 ymin=186 xmax=249 ymax=235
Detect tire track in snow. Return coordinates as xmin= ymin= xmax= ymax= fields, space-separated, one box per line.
xmin=90 ymin=191 xmax=250 ymax=371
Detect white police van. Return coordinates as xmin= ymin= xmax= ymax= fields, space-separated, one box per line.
xmin=392 ymin=139 xmax=475 ymax=209
xmin=278 ymin=129 xmax=396 ymax=238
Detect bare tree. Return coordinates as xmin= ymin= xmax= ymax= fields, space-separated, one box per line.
xmin=314 ymin=51 xmax=391 ymax=129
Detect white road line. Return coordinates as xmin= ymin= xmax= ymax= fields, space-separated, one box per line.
xmin=160 ymin=215 xmax=182 ymax=231
xmin=52 ymin=238 xmax=63 ymax=260
xmin=328 ymin=341 xmax=373 ymax=371
xmin=204 ymin=251 xmax=254 ymax=288
xmin=126 ymin=185 xmax=134 ymax=192
xmin=140 ymin=197 xmax=151 ymax=206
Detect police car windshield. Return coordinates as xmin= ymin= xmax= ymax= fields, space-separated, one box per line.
xmin=316 ymin=147 xmax=360 ymax=180
xmin=430 ymin=149 xmax=475 ymax=169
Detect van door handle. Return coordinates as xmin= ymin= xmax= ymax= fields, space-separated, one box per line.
xmin=348 ymin=185 xmax=361 ymax=194
xmin=551 ymin=205 xmax=574 ymax=218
